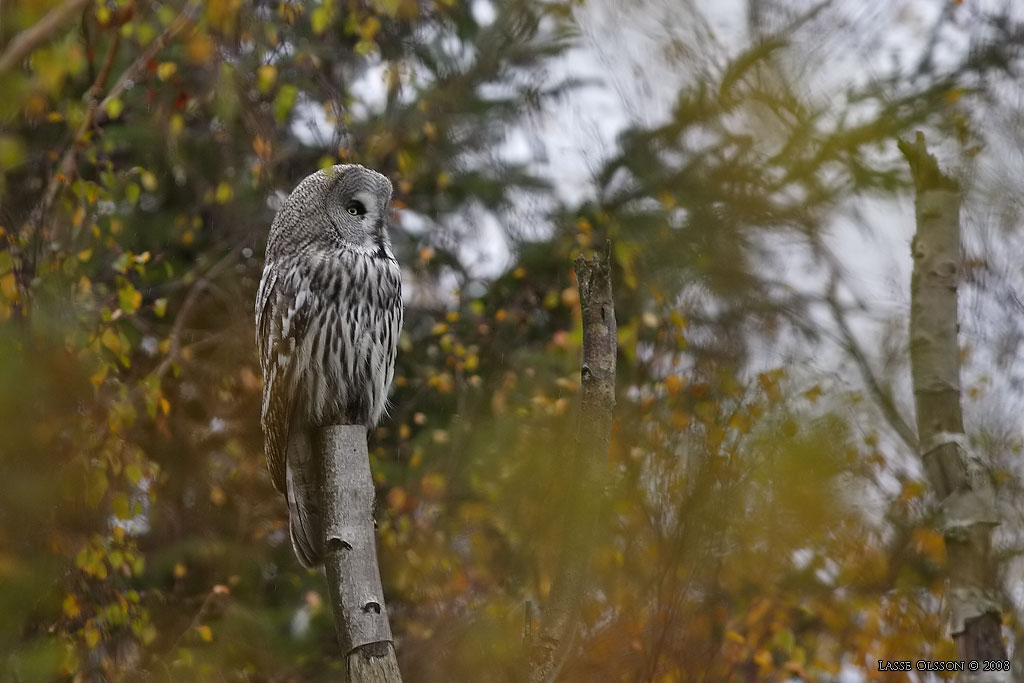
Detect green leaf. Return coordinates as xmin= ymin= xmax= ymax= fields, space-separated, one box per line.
xmin=125 ymin=464 xmax=143 ymax=485
xmin=311 ymin=7 xmax=331 ymax=34
xmin=257 ymin=65 xmax=277 ymax=94
xmin=273 ymin=85 xmax=298 ymax=123
xmin=0 ymin=135 xmax=26 ymax=171
xmin=105 ymin=98 xmax=124 ymax=119
xmin=112 ymin=252 xmax=131 ymax=273
xmin=118 ymin=283 xmax=142 ymax=314
xmin=112 ymin=492 xmax=131 ymax=520
xmin=86 ymin=468 xmax=108 ymax=508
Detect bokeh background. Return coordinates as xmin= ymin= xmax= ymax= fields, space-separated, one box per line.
xmin=4 ymin=0 xmax=1024 ymax=681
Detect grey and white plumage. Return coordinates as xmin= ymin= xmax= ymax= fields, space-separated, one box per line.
xmin=255 ymin=164 xmax=402 ymax=568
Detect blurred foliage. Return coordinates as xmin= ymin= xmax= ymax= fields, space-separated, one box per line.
xmin=2 ymin=0 xmax=1024 ymax=681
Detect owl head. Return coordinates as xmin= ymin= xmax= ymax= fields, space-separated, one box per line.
xmin=267 ymin=164 xmax=394 ymax=258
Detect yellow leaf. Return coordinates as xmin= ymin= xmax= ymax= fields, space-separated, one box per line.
xmin=84 ymin=626 xmax=101 ymax=649
xmin=311 ymin=7 xmax=330 ymax=34
xmin=257 ymin=65 xmax=277 ymax=94
xmin=77 ymin=249 xmax=92 ymax=262
xmin=112 ymin=492 xmax=131 ymax=519
xmin=101 ymin=328 xmax=121 ymax=354
xmin=156 ymin=62 xmax=177 ymax=81
xmin=725 ymin=629 xmax=745 ymax=645
xmin=89 ymin=363 xmax=108 ymax=389
xmin=912 ymin=527 xmax=946 ymax=565
xmin=119 ymin=284 xmax=142 ymax=314
xmin=0 ymin=136 xmax=26 ymax=171
xmin=0 ymin=272 xmax=18 ymax=300
xmin=63 ymin=594 xmax=81 ymax=619
xmin=141 ymin=171 xmax=158 ymax=192
xmin=197 ymin=624 xmax=213 ymax=642
xmin=105 ymin=98 xmax=123 ymax=119
xmin=753 ymin=648 xmax=773 ymax=670
xmin=186 ymin=34 xmax=215 ymax=63
xmin=214 ymin=181 xmax=234 ymax=204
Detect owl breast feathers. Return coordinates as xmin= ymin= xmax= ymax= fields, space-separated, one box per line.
xmin=255 ymin=165 xmax=402 ymax=567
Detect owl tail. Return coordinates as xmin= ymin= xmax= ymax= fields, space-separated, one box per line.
xmin=285 ymin=430 xmax=322 ymax=568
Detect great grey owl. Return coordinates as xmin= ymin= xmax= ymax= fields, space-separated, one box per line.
xmin=255 ymin=164 xmax=402 ymax=567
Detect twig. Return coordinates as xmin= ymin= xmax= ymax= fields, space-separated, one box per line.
xmin=823 ymin=276 xmax=919 ymax=452
xmin=525 ymin=241 xmax=617 ymax=683
xmin=169 ymin=583 xmax=231 ymax=651
xmin=96 ymin=2 xmax=200 ymax=115
xmin=152 ymin=247 xmax=240 ymax=381
xmin=0 ymin=0 xmax=90 ymax=75
xmin=16 ymin=1 xmax=200 ymax=313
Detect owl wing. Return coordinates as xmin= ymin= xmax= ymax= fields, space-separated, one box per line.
xmin=255 ymin=262 xmax=310 ymax=494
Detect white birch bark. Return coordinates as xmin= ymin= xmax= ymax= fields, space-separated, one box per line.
xmin=900 ymin=132 xmax=1008 ymax=681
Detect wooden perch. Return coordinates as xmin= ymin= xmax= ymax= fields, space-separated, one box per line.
xmin=319 ymin=425 xmax=402 ymax=683
xmin=899 ymin=132 xmax=1007 ymax=674
xmin=525 ymin=241 xmax=617 ymax=683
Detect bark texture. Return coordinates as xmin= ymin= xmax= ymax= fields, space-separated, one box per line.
xmin=899 ymin=132 xmax=1007 ymax=679
xmin=319 ymin=425 xmax=402 ymax=682
xmin=525 ymin=242 xmax=617 ymax=683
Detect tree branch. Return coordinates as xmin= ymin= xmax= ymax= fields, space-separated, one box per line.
xmin=319 ymin=425 xmax=402 ymax=683
xmin=824 ymin=276 xmax=919 ymax=453
xmin=900 ymin=131 xmax=1008 ymax=673
xmin=15 ymin=2 xmax=200 ymax=315
xmin=0 ymin=0 xmax=90 ymax=75
xmin=525 ymin=241 xmax=617 ymax=683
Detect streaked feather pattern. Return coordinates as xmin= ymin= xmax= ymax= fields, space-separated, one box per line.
xmin=256 ymin=165 xmax=401 ymax=567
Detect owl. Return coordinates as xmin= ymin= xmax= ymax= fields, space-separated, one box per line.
xmin=255 ymin=164 xmax=403 ymax=567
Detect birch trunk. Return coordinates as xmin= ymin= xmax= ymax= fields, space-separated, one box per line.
xmin=319 ymin=425 xmax=402 ymax=683
xmin=525 ymin=242 xmax=617 ymax=683
xmin=899 ymin=132 xmax=1007 ymax=679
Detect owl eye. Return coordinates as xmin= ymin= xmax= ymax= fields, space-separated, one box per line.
xmin=346 ymin=200 xmax=367 ymax=216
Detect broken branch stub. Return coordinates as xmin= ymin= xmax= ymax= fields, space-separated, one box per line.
xmin=525 ymin=241 xmax=616 ymax=683
xmin=899 ymin=132 xmax=1007 ymax=675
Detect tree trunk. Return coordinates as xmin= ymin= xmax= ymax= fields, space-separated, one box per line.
xmin=899 ymin=132 xmax=1007 ymax=679
xmin=525 ymin=241 xmax=617 ymax=683
xmin=319 ymin=425 xmax=402 ymax=683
